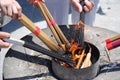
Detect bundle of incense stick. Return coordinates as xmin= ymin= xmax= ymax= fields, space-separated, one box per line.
xmin=105 ymin=34 xmax=120 ymax=50
xmin=4 ymin=36 xmax=73 ymax=64
xmin=78 ymin=0 xmax=85 ymax=47
xmin=71 ymin=21 xmax=84 ymax=46
xmin=18 ymin=13 xmax=63 ymax=53
xmin=104 ymin=34 xmax=120 ymax=63
xmin=34 ymin=0 xmax=71 ymax=50
xmin=106 ymin=38 xmax=120 ymax=50
xmin=70 ymin=0 xmax=85 ymax=47
xmin=105 ymin=34 xmax=120 ymax=44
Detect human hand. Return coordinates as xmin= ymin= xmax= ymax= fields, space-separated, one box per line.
xmin=70 ymin=0 xmax=94 ymax=13
xmin=0 ymin=0 xmax=22 ymax=19
xmin=27 ymin=0 xmax=45 ymax=6
xmin=0 ymin=31 xmax=10 ymax=48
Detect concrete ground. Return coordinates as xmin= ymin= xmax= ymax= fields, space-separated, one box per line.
xmin=0 ymin=0 xmax=120 ymax=80
xmin=94 ymin=0 xmax=120 ymax=33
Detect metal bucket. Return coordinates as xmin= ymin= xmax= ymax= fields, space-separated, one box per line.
xmin=52 ymin=42 xmax=100 ymax=80
xmin=52 ymin=25 xmax=100 ymax=80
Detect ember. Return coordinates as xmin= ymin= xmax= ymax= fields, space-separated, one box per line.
xmin=59 ymin=42 xmax=92 ymax=69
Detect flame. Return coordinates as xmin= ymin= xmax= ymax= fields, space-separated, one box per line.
xmin=58 ymin=21 xmax=91 ymax=69
xmin=60 ymin=44 xmax=66 ymax=51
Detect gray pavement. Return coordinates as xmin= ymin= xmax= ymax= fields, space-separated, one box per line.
xmin=3 ymin=26 xmax=120 ymax=80
xmin=0 ymin=0 xmax=120 ymax=80
xmin=94 ymin=0 xmax=120 ymax=33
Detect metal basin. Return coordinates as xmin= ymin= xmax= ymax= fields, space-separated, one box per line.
xmin=52 ymin=42 xmax=100 ymax=80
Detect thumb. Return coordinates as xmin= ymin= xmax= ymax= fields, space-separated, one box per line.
xmin=0 ymin=31 xmax=10 ymax=38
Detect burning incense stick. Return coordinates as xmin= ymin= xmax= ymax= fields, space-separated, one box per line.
xmin=78 ymin=0 xmax=85 ymax=47
xmin=35 ymin=1 xmax=71 ymax=49
xmin=72 ymin=21 xmax=84 ymax=45
xmin=70 ymin=1 xmax=85 ymax=48
xmin=81 ymin=47 xmax=92 ymax=68
xmin=18 ymin=13 xmax=62 ymax=52
xmin=76 ymin=49 xmax=85 ymax=69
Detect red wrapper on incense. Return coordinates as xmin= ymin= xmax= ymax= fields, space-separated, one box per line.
xmin=106 ymin=38 xmax=120 ymax=50
xmin=105 ymin=34 xmax=120 ymax=44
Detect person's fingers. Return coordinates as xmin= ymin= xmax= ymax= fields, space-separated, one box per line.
xmin=0 ymin=0 xmax=22 ymax=19
xmin=17 ymin=9 xmax=22 ymax=20
xmin=11 ymin=5 xmax=18 ymax=19
xmin=0 ymin=0 xmax=8 ymax=15
xmin=85 ymin=0 xmax=92 ymax=10
xmin=1 ymin=6 xmax=7 ymax=15
xmin=0 ymin=33 xmax=10 ymax=48
xmin=0 ymin=32 xmax=10 ymax=48
xmin=12 ymin=14 xmax=18 ymax=19
xmin=0 ymin=40 xmax=10 ymax=48
xmin=71 ymin=0 xmax=82 ymax=12
xmin=84 ymin=0 xmax=94 ymax=12
xmin=7 ymin=5 xmax=12 ymax=17
xmin=27 ymin=0 xmax=45 ymax=8
xmin=84 ymin=6 xmax=89 ymax=12
xmin=0 ymin=31 xmax=10 ymax=38
xmin=13 ymin=2 xmax=22 ymax=19
xmin=27 ymin=0 xmax=45 ymax=3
